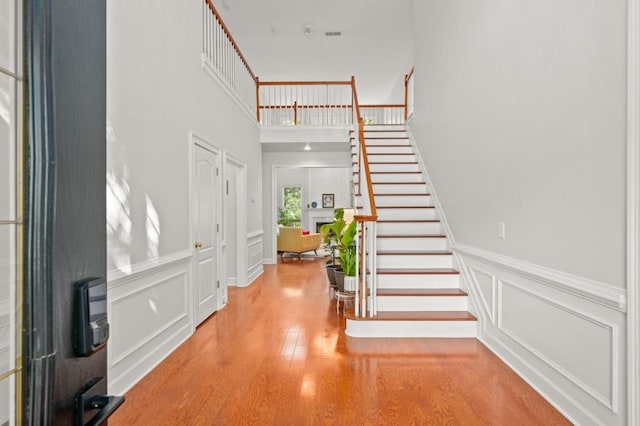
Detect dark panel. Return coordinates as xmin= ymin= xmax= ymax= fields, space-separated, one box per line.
xmin=48 ymin=0 xmax=107 ymax=423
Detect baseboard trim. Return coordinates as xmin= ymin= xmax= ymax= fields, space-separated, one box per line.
xmin=108 ymin=323 xmax=191 ymax=396
xmin=479 ymin=334 xmax=584 ymax=426
xmin=247 ymin=265 xmax=263 ymax=287
xmin=454 ymin=243 xmax=626 ymax=312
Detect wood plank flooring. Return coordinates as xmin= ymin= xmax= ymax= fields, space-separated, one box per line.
xmin=110 ymin=258 xmax=570 ymax=425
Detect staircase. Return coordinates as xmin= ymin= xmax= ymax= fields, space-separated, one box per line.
xmin=346 ymin=124 xmax=477 ymax=338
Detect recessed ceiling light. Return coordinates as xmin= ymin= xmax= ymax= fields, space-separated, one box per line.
xmin=304 ymin=144 xmax=311 ymax=151
xmin=303 ymin=24 xmax=314 ymax=35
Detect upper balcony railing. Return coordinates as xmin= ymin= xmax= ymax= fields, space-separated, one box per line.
xmin=202 ymin=1 xmax=414 ymax=127
xmin=257 ymin=81 xmax=354 ymax=126
xmin=202 ymin=0 xmax=257 ymax=116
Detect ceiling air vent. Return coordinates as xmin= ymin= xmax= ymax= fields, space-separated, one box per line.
xmin=325 ymin=31 xmax=342 ymax=37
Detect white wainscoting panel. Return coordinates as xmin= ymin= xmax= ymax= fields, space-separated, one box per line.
xmin=246 ymin=230 xmax=264 ymax=287
xmin=456 ymin=245 xmax=627 ymax=426
xmin=108 ymin=252 xmax=192 ymax=395
xmin=468 ymin=266 xmax=496 ymax=325
xmin=498 ymin=279 xmax=618 ymax=411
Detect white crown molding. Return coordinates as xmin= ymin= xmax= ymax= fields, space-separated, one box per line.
xmin=454 ymin=243 xmax=627 ymax=312
xmin=628 ymin=0 xmax=640 ymax=423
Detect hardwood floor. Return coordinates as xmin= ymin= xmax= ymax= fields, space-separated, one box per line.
xmin=110 ymin=258 xmax=570 ymax=425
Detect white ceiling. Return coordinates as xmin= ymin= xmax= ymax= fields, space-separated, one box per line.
xmin=215 ymin=0 xmax=414 ymax=104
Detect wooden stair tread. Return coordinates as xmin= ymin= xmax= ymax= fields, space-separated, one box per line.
xmin=377 ymin=234 xmax=446 ymax=238
xmin=376 ymin=268 xmax=460 ymax=275
xmin=366 ymin=144 xmax=411 ymax=148
xmin=373 ymin=182 xmax=426 ymax=185
xmin=377 ymin=206 xmax=434 ymax=209
xmin=374 ymin=193 xmax=429 ymax=196
xmin=377 ymin=219 xmax=440 ymax=223
xmin=345 ymin=311 xmax=477 ymax=321
xmin=371 ymin=171 xmax=422 ymax=174
xmin=377 ymin=250 xmax=452 ymax=255
xmin=377 ymin=288 xmax=468 ymax=297
xmin=364 ymin=129 xmax=407 ymax=133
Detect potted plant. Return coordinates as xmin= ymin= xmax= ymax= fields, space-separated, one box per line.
xmin=320 ymin=210 xmax=343 ymax=287
xmin=320 ymin=208 xmax=358 ymax=292
xmin=336 ymin=220 xmax=357 ymax=292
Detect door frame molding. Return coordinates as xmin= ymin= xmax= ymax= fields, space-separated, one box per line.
xmin=223 ymin=153 xmax=248 ymax=289
xmin=189 ymin=133 xmax=222 ymax=329
xmin=628 ymin=0 xmax=640 ymax=423
xmin=270 ymin=164 xmax=353 ymax=263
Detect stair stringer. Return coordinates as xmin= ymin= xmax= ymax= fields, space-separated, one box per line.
xmin=402 ymin=124 xmax=490 ymax=328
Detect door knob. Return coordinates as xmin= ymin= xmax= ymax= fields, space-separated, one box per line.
xmin=195 ymin=241 xmax=202 ymax=249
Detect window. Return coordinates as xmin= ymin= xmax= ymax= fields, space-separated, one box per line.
xmin=279 ymin=187 xmax=302 ymax=227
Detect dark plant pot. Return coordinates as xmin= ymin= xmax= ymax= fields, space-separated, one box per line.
xmin=326 ymin=264 xmax=339 ymax=285
xmin=334 ymin=269 xmax=345 ymax=292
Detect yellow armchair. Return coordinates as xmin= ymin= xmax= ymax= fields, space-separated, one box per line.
xmin=277 ymin=227 xmax=322 ymax=257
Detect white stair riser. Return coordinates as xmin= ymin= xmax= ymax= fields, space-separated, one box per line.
xmin=376 ymin=273 xmax=460 ymax=289
xmin=345 ymin=319 xmax=477 ymax=338
xmin=374 ymin=195 xmax=432 ymax=207
xmin=365 ymin=146 xmax=413 ymax=154
xmin=364 ymin=132 xmax=407 ymax=138
xmin=376 ymin=208 xmax=438 ymax=220
xmin=377 ymin=296 xmax=468 ymax=312
xmin=369 ymin=163 xmax=420 ymax=173
xmin=377 ymin=222 xmax=441 ymax=234
xmin=377 ymin=237 xmax=447 ymax=251
xmin=377 ymin=254 xmax=453 ymax=269
xmin=365 ymin=139 xmax=410 ymax=146
xmin=363 ymin=125 xmax=405 ymax=131
xmin=373 ymin=183 xmax=428 ymax=194
xmin=371 ymin=173 xmax=423 ymax=183
xmin=358 ymin=153 xmax=417 ymax=163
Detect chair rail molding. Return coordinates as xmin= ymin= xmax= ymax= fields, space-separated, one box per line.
xmin=454 ymin=243 xmax=627 ymax=312
xmin=107 ymin=249 xmax=192 ymax=286
xmin=627 ymin=0 xmax=640 ymax=423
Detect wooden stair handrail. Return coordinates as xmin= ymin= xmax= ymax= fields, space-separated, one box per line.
xmin=350 ymin=76 xmax=377 ymax=222
xmin=204 ymin=0 xmax=257 ymax=82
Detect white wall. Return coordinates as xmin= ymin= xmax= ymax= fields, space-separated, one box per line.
xmin=262 ymin=151 xmax=351 ymax=263
xmin=409 ymin=1 xmax=628 ymax=424
xmin=410 ymin=0 xmax=626 ymax=287
xmin=106 ymin=0 xmax=262 ymax=395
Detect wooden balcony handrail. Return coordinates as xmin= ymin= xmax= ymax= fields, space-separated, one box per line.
xmin=404 ymin=66 xmax=414 ymax=119
xmin=405 ymin=66 xmax=415 ymax=83
xmin=258 ymin=80 xmax=352 ymax=87
xmin=259 ymin=103 xmax=353 ymax=109
xmin=204 ymin=0 xmax=256 ymax=82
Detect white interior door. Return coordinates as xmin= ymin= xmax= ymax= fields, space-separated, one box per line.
xmin=194 ymin=143 xmax=219 ymax=325
xmin=225 ymin=164 xmax=237 ymax=287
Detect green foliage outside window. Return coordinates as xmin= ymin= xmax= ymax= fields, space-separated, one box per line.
xmin=278 ymin=187 xmax=302 ymax=227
